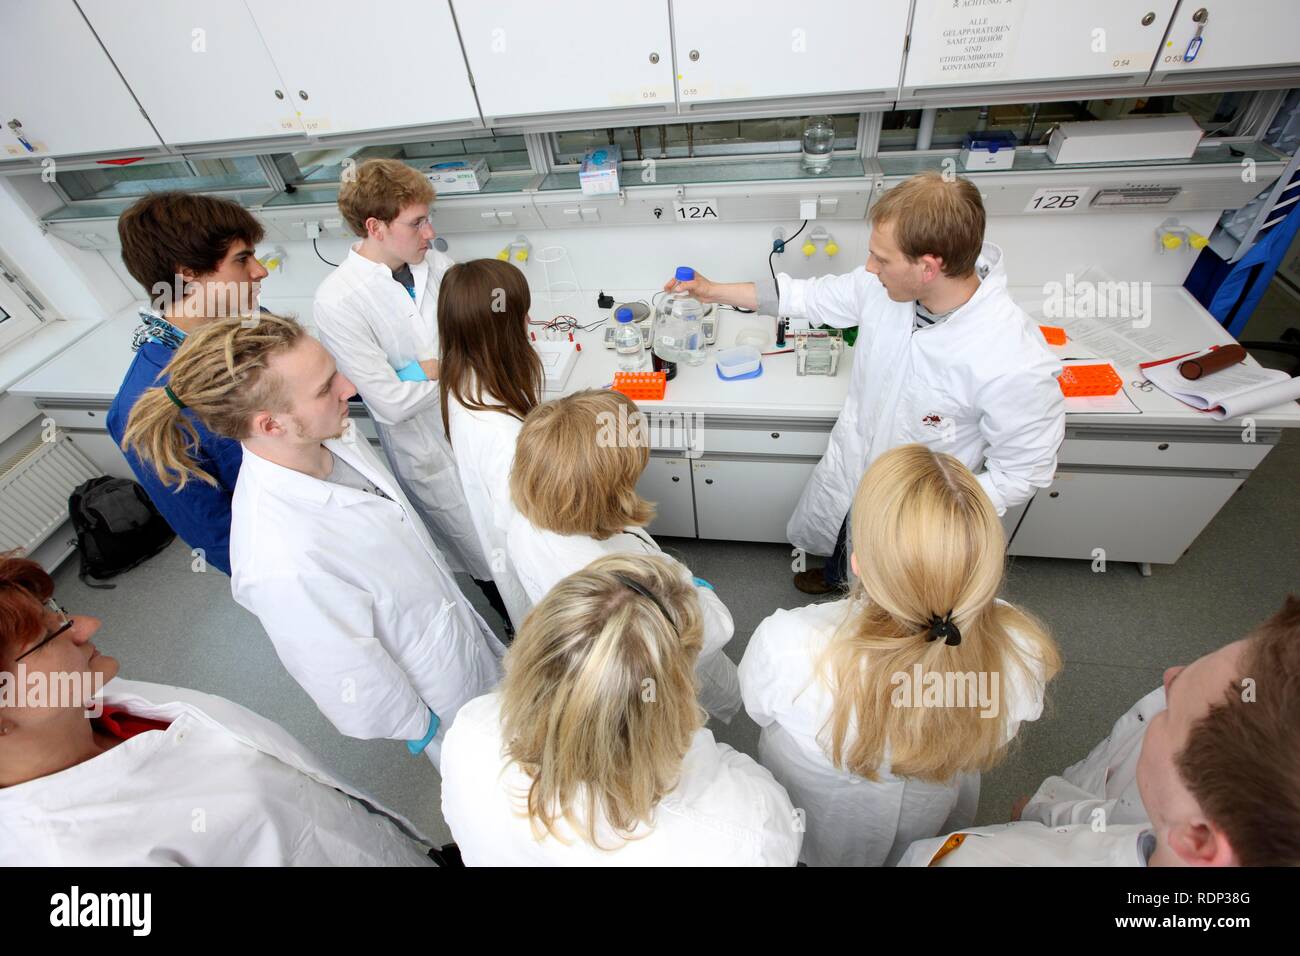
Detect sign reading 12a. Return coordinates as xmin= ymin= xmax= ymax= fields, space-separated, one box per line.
xmin=674 ymin=199 xmax=720 ymax=221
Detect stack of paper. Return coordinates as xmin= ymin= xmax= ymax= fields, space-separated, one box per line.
xmin=1141 ymin=349 xmax=1300 ymax=420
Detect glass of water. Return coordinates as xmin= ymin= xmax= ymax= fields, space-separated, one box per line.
xmin=801 ymin=116 xmax=835 ymax=175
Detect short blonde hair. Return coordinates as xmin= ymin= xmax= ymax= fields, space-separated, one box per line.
xmin=510 ymin=389 xmax=655 ymax=539
xmin=500 ymin=553 xmax=705 ymax=849
xmin=869 ymin=171 xmax=985 ymax=277
xmin=337 ymin=158 xmax=435 ymax=236
xmin=820 ymin=444 xmax=1061 ymax=782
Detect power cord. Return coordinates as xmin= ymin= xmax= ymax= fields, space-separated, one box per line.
xmin=313 ymin=238 xmax=340 ymax=267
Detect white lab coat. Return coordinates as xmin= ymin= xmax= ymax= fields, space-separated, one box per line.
xmin=1021 ymin=686 xmax=1161 ymax=828
xmin=506 ymin=515 xmax=742 ymax=722
xmin=440 ymin=693 xmax=802 ymax=866
xmin=738 ymin=598 xmax=1048 ymax=867
xmin=446 ymin=394 xmax=532 ymax=630
xmin=782 ymin=243 xmax=1065 ymax=556
xmin=898 ymin=822 xmax=1154 ymax=867
xmin=229 ymin=428 xmax=505 ymax=763
xmin=0 ymin=678 xmax=433 ymax=866
xmin=313 ymin=244 xmax=489 ymax=579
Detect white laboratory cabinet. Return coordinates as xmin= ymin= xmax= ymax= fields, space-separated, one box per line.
xmin=671 ymin=0 xmax=911 ymax=113
xmin=900 ymin=0 xmax=1180 ymax=105
xmin=241 ymin=0 xmax=480 ymax=137
xmin=450 ymin=0 xmax=676 ymax=127
xmin=78 ymin=0 xmax=305 ymax=145
xmin=80 ymin=0 xmax=481 ymax=147
xmin=0 ymin=0 xmax=161 ymax=159
xmin=1148 ymin=0 xmax=1300 ymax=89
xmin=637 ymin=455 xmax=697 ymax=539
xmin=692 ymin=458 xmax=818 ymax=544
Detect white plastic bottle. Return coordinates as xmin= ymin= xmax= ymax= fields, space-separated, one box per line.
xmin=613 ymin=306 xmax=646 ymax=372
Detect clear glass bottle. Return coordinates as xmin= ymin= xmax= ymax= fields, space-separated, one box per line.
xmin=801 ymin=116 xmax=835 ymax=175
xmin=654 ymin=266 xmax=706 ymax=366
xmin=613 ymin=306 xmax=646 ymax=372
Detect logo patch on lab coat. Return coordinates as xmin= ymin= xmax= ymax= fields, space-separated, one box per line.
xmin=920 ymin=413 xmax=949 ymax=429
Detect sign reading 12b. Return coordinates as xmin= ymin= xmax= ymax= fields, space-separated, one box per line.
xmin=675 ymin=199 xmax=720 ymax=221
xmin=1024 ymin=187 xmax=1092 ymax=213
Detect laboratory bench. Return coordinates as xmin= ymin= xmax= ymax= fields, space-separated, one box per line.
xmin=11 ymin=286 xmax=1299 ymax=572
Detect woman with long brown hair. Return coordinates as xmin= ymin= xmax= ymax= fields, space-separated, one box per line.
xmin=438 ymin=258 xmax=544 ymax=632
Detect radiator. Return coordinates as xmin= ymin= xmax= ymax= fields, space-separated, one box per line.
xmin=0 ymin=432 xmax=101 ymax=555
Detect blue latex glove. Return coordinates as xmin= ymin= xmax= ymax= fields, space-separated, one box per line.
xmin=692 ymin=576 xmax=715 ymax=591
xmin=395 ymin=359 xmax=428 ymax=382
xmin=406 ymin=707 xmax=441 ymax=755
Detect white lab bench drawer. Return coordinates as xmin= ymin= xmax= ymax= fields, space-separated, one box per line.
xmin=698 ymin=425 xmax=832 ymax=458
xmin=1058 ymin=437 xmax=1272 ymax=472
xmin=36 ymin=405 xmax=111 ymax=430
xmin=1008 ymin=470 xmax=1242 ymax=565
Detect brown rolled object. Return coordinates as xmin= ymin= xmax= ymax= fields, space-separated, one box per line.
xmin=1178 ymin=344 xmax=1247 ymax=380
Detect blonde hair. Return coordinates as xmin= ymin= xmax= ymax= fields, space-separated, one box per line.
xmin=870 ymin=171 xmax=985 ymax=277
xmin=510 ymin=389 xmax=655 ymax=539
xmin=121 ymin=315 xmax=306 ymax=489
xmin=500 ymin=553 xmax=706 ymax=849
xmin=819 ymin=444 xmax=1061 ymax=782
xmin=337 ymin=158 xmax=435 ymax=236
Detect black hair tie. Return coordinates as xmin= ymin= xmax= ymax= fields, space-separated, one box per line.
xmin=926 ymin=610 xmax=962 ymax=646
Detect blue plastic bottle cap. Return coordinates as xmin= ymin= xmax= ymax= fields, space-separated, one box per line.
xmin=675 ymin=266 xmax=695 ymax=281
xmin=592 ymin=150 xmax=607 ymax=163
xmin=615 ymin=307 xmax=633 ymax=322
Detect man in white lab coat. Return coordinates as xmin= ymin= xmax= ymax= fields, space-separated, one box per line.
xmin=667 ymin=172 xmax=1064 ymax=593
xmin=0 ymin=554 xmax=435 ymax=866
xmin=899 ymin=596 xmax=1300 ymax=866
xmin=124 ymin=315 xmax=503 ymax=766
xmin=313 ymin=158 xmax=505 ymax=626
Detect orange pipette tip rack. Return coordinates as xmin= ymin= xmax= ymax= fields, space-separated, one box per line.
xmin=612 ymin=371 xmax=667 ymax=401
xmin=1057 ymin=363 xmax=1123 ymax=397
xmin=1039 ymin=325 xmax=1067 ymax=346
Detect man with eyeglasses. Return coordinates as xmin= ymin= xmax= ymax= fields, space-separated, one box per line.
xmin=0 ymin=553 xmax=437 ymax=865
xmin=313 ymin=158 xmax=507 ymax=633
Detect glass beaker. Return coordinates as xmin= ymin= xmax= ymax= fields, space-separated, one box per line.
xmin=801 ymin=116 xmax=835 ymax=175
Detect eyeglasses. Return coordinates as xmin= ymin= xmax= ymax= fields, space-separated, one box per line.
xmin=15 ymin=599 xmax=74 ymax=662
xmin=396 ymin=215 xmax=430 ymax=232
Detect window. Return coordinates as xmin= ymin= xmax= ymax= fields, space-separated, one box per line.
xmin=272 ymin=134 xmax=531 ymax=188
xmin=55 ymin=157 xmax=271 ymax=201
xmin=880 ymin=90 xmax=1258 ymax=151
xmin=551 ymin=114 xmax=860 ymax=165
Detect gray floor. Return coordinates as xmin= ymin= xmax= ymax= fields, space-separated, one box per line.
xmin=51 ymin=426 xmax=1298 ymax=846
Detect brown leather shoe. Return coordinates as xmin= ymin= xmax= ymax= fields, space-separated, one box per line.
xmin=793 ymin=569 xmax=835 ymax=595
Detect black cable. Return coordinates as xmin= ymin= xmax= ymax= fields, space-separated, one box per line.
xmin=313 ymin=237 xmax=340 ymax=267
xmin=768 ymin=219 xmax=808 ymax=293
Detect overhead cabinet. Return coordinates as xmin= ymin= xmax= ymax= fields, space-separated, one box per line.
xmin=1148 ymin=0 xmax=1300 ymax=91
xmin=0 ymin=0 xmax=162 ymax=159
xmin=671 ymin=0 xmax=911 ymax=114
xmin=78 ymin=0 xmax=479 ymax=148
xmin=899 ymin=0 xmax=1180 ymax=106
xmin=451 ymin=0 xmax=676 ymax=128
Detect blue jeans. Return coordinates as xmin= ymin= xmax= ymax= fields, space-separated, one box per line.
xmin=823 ymin=513 xmax=851 ymax=588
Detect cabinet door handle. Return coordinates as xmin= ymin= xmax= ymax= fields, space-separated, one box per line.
xmin=770 ymin=432 xmax=780 ymax=439
xmin=1049 ymin=491 xmax=1060 ymax=498
xmin=649 ymin=52 xmax=659 ymax=64
xmin=1157 ymin=443 xmax=1169 ymax=450
xmin=274 ymin=89 xmax=285 ymax=99
xmin=671 ymin=476 xmax=680 ymax=482
xmin=704 ymin=478 xmax=714 ymax=485
xmin=689 ymin=49 xmax=700 ymax=61
xmin=298 ymin=90 xmax=309 ymax=101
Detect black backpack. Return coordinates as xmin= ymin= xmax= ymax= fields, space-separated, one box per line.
xmin=68 ymin=477 xmax=176 ymax=589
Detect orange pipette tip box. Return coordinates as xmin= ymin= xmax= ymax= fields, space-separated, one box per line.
xmin=612 ymin=371 xmax=667 ymax=401
xmin=1057 ymin=363 xmax=1123 ymax=397
xmin=1039 ymin=325 xmax=1067 ymax=346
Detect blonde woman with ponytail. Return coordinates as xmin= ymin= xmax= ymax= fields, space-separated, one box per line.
xmin=739 ymin=444 xmax=1061 ymax=866
xmin=125 ymin=316 xmax=503 ymax=765
xmin=440 ymin=553 xmax=801 ymax=866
